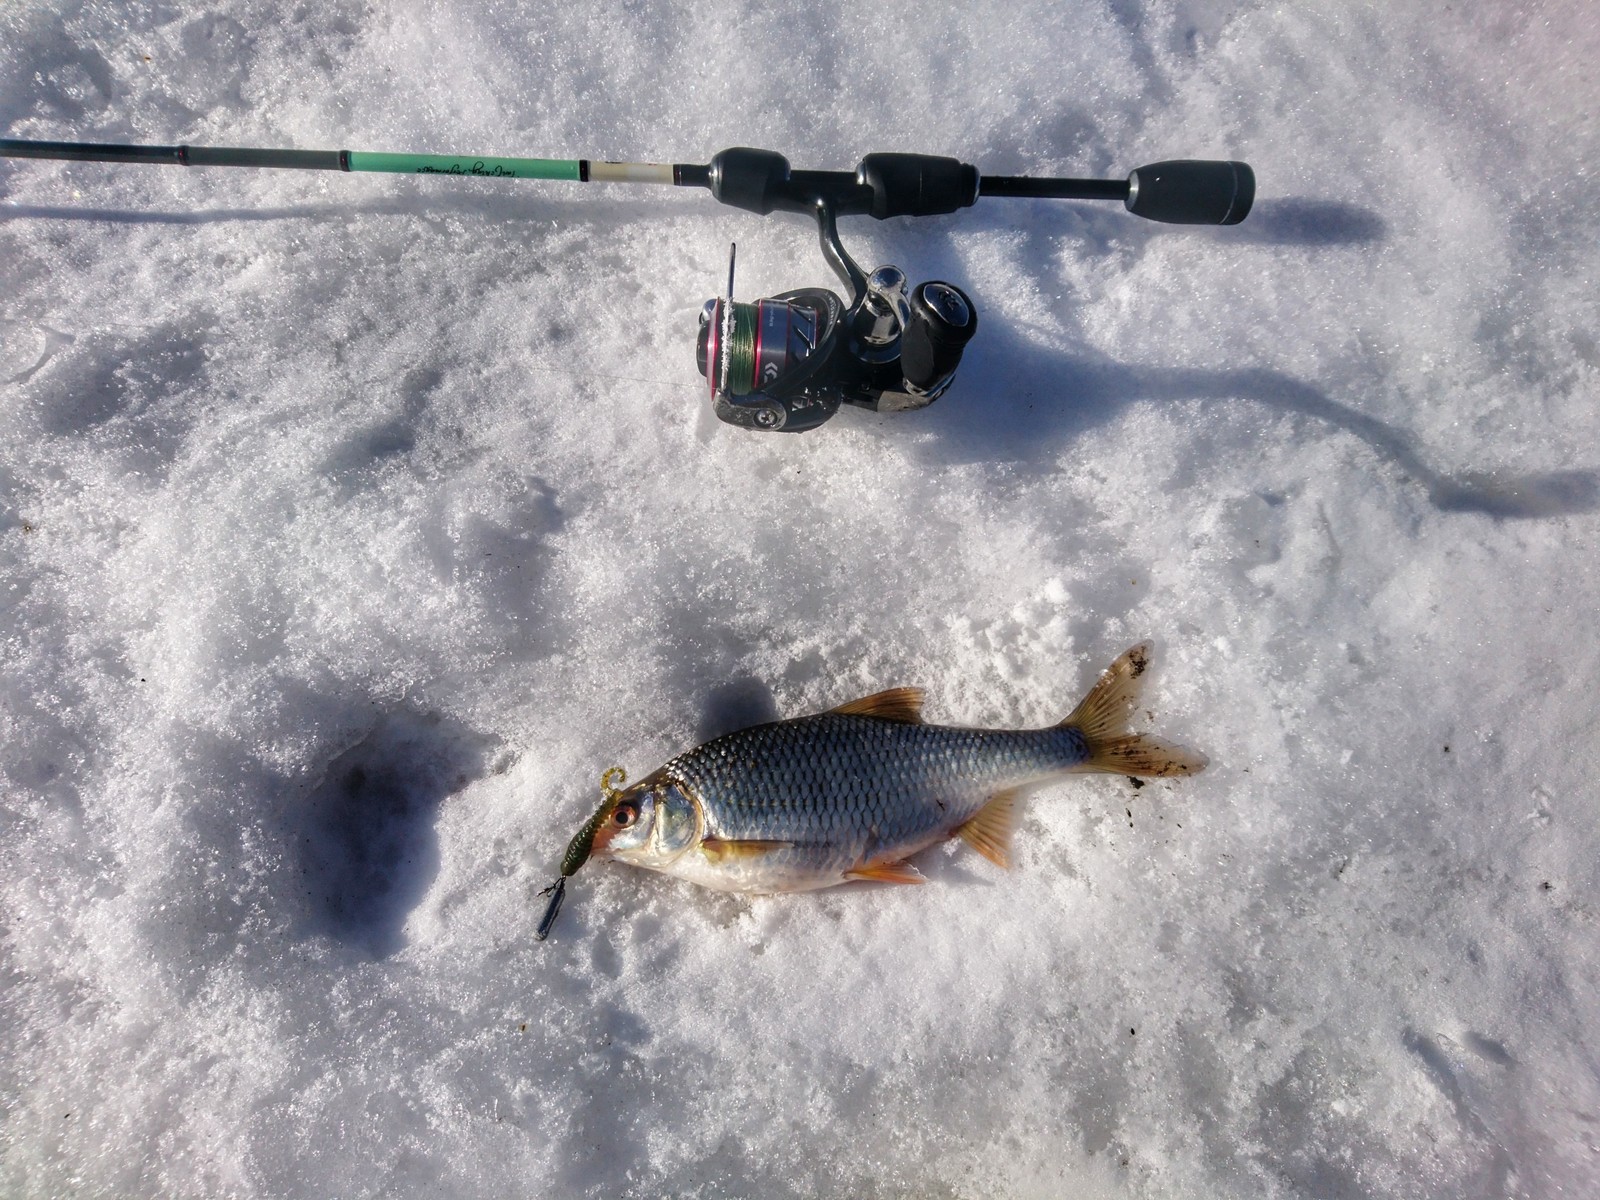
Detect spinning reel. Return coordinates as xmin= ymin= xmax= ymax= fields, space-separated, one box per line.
xmin=688 ymin=147 xmax=1252 ymax=432
xmin=692 ymin=149 xmax=987 ymax=432
xmin=698 ymin=242 xmax=974 ymax=433
xmin=2 ymin=137 xmax=1255 ymax=434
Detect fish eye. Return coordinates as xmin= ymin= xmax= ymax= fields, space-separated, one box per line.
xmin=612 ymin=805 xmax=637 ymax=828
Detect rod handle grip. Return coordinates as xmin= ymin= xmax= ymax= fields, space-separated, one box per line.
xmin=856 ymin=153 xmax=979 ymax=219
xmin=1126 ymin=160 xmax=1255 ymax=224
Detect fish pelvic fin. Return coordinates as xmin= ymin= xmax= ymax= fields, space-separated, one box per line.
xmin=829 ymin=687 xmax=925 ymax=724
xmin=700 ymin=837 xmax=793 ymax=864
xmin=845 ymin=860 xmax=928 ymax=885
xmin=956 ymin=787 xmax=1022 ymax=869
xmin=1063 ymin=642 xmax=1209 ymax=777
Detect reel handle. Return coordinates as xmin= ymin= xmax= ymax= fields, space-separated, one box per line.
xmin=901 ymin=282 xmax=978 ymax=394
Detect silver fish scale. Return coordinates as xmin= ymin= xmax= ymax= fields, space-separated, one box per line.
xmin=663 ymin=713 xmax=1090 ymax=874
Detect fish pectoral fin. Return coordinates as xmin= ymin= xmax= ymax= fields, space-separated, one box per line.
xmin=956 ymin=787 xmax=1022 ymax=869
xmin=828 ymin=687 xmax=925 ymax=724
xmin=699 ymin=837 xmax=793 ymax=864
xmin=845 ymin=860 xmax=927 ymax=885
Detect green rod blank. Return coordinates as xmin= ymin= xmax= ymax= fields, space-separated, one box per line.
xmin=345 ymin=151 xmax=581 ymax=180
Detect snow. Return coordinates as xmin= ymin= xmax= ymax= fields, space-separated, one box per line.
xmin=3 ymin=1 xmax=1598 ymax=1196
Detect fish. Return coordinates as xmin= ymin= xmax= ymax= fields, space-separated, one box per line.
xmin=534 ymin=643 xmax=1204 ymax=937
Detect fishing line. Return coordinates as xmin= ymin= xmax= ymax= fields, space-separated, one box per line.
xmin=707 ymin=299 xmax=759 ymax=396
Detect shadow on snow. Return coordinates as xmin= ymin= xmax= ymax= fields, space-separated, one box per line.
xmin=8 ymin=191 xmax=1593 ymax=518
xmin=292 ymin=708 xmax=500 ymax=957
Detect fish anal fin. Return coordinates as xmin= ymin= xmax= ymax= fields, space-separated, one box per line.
xmin=829 ymin=687 xmax=925 ymax=724
xmin=957 ymin=787 xmax=1022 ymax=869
xmin=845 ymin=860 xmax=927 ymax=885
xmin=700 ymin=837 xmax=792 ymax=864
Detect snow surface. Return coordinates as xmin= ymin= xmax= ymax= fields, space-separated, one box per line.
xmin=3 ymin=1 xmax=1599 ymax=1196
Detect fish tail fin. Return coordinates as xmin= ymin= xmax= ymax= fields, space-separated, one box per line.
xmin=1061 ymin=642 xmax=1208 ymax=777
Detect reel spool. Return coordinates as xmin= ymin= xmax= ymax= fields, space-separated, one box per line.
xmin=701 ymin=297 xmax=820 ymax=399
xmin=695 ymin=288 xmax=843 ymax=431
xmin=695 ymin=244 xmax=847 ymax=432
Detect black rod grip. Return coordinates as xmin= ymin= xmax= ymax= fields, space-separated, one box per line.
xmin=856 ymin=153 xmax=978 ymax=218
xmin=1125 ymin=160 xmax=1254 ymax=225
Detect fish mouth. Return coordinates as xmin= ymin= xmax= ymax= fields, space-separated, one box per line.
xmin=561 ymin=765 xmax=643 ymax=873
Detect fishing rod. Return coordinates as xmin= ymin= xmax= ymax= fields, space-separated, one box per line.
xmin=2 ymin=136 xmax=1254 ymax=433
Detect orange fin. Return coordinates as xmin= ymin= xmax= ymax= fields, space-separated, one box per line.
xmin=956 ymin=788 xmax=1021 ymax=869
xmin=829 ymin=687 xmax=925 ymax=724
xmin=1062 ymin=642 xmax=1151 ymax=738
xmin=700 ymin=837 xmax=792 ymax=864
xmin=1062 ymin=643 xmax=1209 ymax=777
xmin=845 ymin=860 xmax=927 ymax=885
xmin=1080 ymin=734 xmax=1209 ymax=776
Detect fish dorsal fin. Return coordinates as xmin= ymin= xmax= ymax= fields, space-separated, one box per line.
xmin=829 ymin=687 xmax=925 ymax=724
xmin=956 ymin=787 xmax=1022 ymax=869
